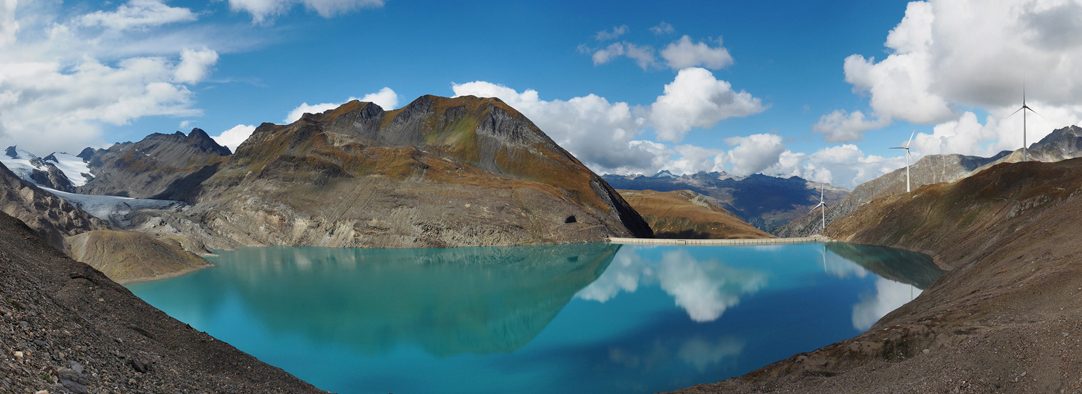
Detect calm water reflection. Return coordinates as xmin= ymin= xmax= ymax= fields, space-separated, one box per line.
xmin=128 ymin=243 xmax=940 ymax=393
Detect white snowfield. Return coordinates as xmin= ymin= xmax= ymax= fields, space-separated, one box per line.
xmin=1 ymin=147 xmax=42 ymax=182
xmin=42 ymin=187 xmax=178 ymax=221
xmin=1 ymin=147 xmax=95 ymax=186
xmin=44 ymin=152 xmax=94 ymax=186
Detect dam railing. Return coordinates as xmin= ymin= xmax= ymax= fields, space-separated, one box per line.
xmin=607 ymin=236 xmax=830 ymax=246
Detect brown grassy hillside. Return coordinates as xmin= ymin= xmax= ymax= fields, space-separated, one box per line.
xmin=618 ymin=189 xmax=770 ymax=239
xmin=688 ymin=158 xmax=1082 ymax=392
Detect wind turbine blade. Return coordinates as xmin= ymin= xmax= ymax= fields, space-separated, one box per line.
xmin=1006 ymin=106 xmax=1024 ymax=119
xmin=1027 ymin=106 xmax=1046 ymax=120
xmin=906 ymin=131 xmax=915 ymax=148
xmin=889 ymin=146 xmax=905 ymax=150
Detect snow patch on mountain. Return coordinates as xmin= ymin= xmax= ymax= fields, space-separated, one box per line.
xmin=43 ymin=152 xmax=94 ymax=186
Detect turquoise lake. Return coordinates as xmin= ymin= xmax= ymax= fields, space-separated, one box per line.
xmin=127 ymin=243 xmax=942 ymax=393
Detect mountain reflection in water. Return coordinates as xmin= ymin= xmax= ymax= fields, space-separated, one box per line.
xmin=129 ymin=242 xmax=941 ymax=393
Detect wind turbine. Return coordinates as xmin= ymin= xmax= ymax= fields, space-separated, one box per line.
xmin=890 ymin=131 xmax=915 ymax=193
xmin=812 ymin=184 xmax=826 ymax=234
xmin=1007 ymin=85 xmax=1039 ymax=162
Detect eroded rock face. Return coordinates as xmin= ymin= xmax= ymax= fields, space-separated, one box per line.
xmin=0 ymin=162 xmax=102 ymax=250
xmin=145 ymin=95 xmax=651 ymax=249
xmin=78 ymin=128 xmax=231 ymax=201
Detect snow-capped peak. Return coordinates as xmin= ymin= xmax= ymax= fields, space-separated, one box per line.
xmin=43 ymin=152 xmax=94 ymax=187
xmin=0 ymin=146 xmax=94 ymax=188
xmin=654 ymin=170 xmax=678 ymax=178
xmin=4 ymin=146 xmax=37 ymax=160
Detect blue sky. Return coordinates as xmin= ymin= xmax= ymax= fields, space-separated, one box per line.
xmin=3 ymin=0 xmax=1080 ymax=187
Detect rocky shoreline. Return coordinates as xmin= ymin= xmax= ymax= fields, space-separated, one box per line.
xmin=0 ymin=213 xmax=320 ymax=393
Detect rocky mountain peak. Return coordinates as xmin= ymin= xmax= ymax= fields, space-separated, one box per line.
xmin=185 ymin=128 xmax=231 ymax=156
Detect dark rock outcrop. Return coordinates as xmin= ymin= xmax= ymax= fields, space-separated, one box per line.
xmin=78 ymin=128 xmax=231 ymax=201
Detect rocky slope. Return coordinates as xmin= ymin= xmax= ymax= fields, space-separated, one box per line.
xmin=149 ymin=95 xmax=651 ymax=248
xmin=1 ymin=162 xmax=210 ymax=283
xmin=0 ymin=212 xmax=318 ymax=393
xmin=689 ymin=158 xmax=1082 ymax=392
xmin=618 ymin=189 xmax=770 ymax=239
xmin=66 ymin=230 xmax=209 ymax=283
xmin=779 ymin=153 xmax=1004 ymax=237
xmin=780 ymin=125 xmax=1082 ymax=237
xmin=0 ymin=162 xmax=102 ymax=250
xmin=78 ymin=128 xmax=231 ymax=201
xmin=604 ymin=171 xmax=846 ymax=233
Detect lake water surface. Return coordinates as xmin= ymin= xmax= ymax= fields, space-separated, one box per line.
xmin=128 ymin=243 xmax=941 ymax=393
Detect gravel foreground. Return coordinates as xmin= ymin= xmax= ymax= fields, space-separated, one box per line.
xmin=0 ymin=212 xmax=320 ymax=393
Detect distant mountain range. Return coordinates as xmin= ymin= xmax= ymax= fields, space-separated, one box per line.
xmin=603 ymin=171 xmax=848 ymax=233
xmin=780 ymin=125 xmax=1082 ymax=236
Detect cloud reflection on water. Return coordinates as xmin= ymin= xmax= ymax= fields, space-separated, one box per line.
xmin=851 ymin=278 xmax=920 ymax=330
xmin=577 ymin=249 xmax=766 ymax=322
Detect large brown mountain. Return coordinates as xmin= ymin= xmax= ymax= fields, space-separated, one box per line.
xmin=146 ymin=95 xmax=651 ymax=248
xmin=690 ymin=158 xmax=1082 ymax=392
xmin=78 ymin=128 xmax=231 ymax=201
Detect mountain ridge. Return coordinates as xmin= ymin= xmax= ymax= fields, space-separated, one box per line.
xmin=137 ymin=94 xmax=652 ymax=249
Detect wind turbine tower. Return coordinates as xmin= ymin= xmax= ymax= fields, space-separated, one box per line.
xmin=812 ymin=185 xmax=826 ymax=234
xmin=1009 ymin=85 xmax=1039 ymax=162
xmin=890 ymin=131 xmax=915 ymax=192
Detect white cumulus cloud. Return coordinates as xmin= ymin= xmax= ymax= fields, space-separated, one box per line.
xmin=661 ymin=35 xmax=733 ymax=70
xmin=649 ymin=67 xmax=765 ymax=141
xmin=813 ymin=110 xmax=891 ymax=142
xmin=174 ymin=47 xmax=219 ymax=84
xmin=0 ymin=1 xmax=242 ymax=154
xmin=724 ymin=133 xmax=785 ymax=176
xmin=825 ymin=0 xmax=1082 ymax=149
xmin=212 ymin=124 xmax=257 ymax=153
